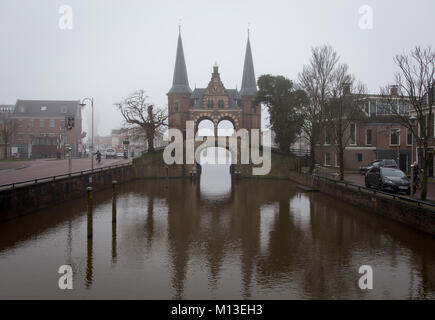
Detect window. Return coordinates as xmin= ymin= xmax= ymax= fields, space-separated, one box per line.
xmin=19 ymin=106 xmax=26 ymax=113
xmin=174 ymin=102 xmax=179 ymax=112
xmin=390 ymin=128 xmax=400 ymax=146
xmin=335 ymin=154 xmax=339 ymax=167
xmin=17 ymin=119 xmax=22 ymax=127
xmin=377 ymin=101 xmax=391 ymax=115
xmin=17 ymin=133 xmax=23 ymax=140
xmin=60 ymin=105 xmax=67 ymax=113
xmin=399 ymin=101 xmax=409 ymax=114
xmin=207 ymin=99 xmax=214 ymax=108
xmin=363 ymin=102 xmax=369 ymax=115
xmin=325 ymin=152 xmax=331 ymax=166
xmin=218 ymin=100 xmax=224 ymax=108
xmin=41 ymin=106 xmax=47 ymax=111
xmin=28 ymin=119 xmax=34 ymax=128
xmin=369 ymin=101 xmax=376 ymax=116
xmin=366 ymin=129 xmax=372 ymax=145
xmin=324 ymin=131 xmax=331 ymax=145
xmin=350 ymin=123 xmax=356 ymax=145
xmin=407 ymin=128 xmax=413 ymax=146
xmin=357 ymin=153 xmax=363 ymax=162
xmin=49 ymin=119 xmax=55 ymax=128
xmin=40 ymin=119 xmax=45 ymax=127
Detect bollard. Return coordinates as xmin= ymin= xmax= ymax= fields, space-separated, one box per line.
xmin=112 ymin=180 xmax=117 ymax=223
xmin=87 ymin=187 xmax=93 ymax=238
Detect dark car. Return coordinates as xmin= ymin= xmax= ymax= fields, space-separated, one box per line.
xmin=365 ymin=167 xmax=410 ymax=194
xmin=359 ymin=159 xmax=397 ymax=175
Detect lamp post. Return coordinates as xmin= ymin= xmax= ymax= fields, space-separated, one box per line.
xmin=80 ymin=98 xmax=94 ymax=179
xmin=409 ymin=115 xmax=417 ymax=198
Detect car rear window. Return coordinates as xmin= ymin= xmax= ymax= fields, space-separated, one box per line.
xmin=107 ymin=149 xmax=115 ymax=152
xmin=381 ymin=168 xmax=405 ymax=177
xmin=384 ymin=160 xmax=396 ymax=165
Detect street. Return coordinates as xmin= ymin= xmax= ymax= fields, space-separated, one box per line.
xmin=345 ymin=173 xmax=435 ymax=201
xmin=0 ymin=157 xmax=131 ymax=185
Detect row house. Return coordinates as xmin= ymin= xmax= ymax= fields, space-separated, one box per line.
xmin=10 ymin=100 xmax=84 ymax=159
xmin=316 ymin=90 xmax=417 ymax=174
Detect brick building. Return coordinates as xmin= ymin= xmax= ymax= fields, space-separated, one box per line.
xmin=167 ymin=29 xmax=260 ymax=135
xmin=0 ymin=104 xmax=15 ymax=159
xmin=10 ymin=100 xmax=84 ymax=159
xmin=316 ymin=91 xmax=416 ymax=174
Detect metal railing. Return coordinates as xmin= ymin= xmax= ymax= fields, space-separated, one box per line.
xmin=300 ymin=170 xmax=435 ymax=210
xmin=0 ymin=162 xmax=132 ymax=191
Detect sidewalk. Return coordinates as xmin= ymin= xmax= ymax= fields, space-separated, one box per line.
xmin=0 ymin=158 xmax=131 ymax=185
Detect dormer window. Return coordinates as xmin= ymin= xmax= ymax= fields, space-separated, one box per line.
xmin=41 ymin=106 xmax=47 ymax=111
xmin=19 ymin=106 xmax=26 ymax=113
xmin=60 ymin=105 xmax=67 ymax=113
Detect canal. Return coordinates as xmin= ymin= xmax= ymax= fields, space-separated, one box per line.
xmin=0 ymin=162 xmax=434 ymax=299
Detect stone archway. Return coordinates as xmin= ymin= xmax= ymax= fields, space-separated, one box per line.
xmin=217 ymin=116 xmax=237 ymax=136
xmin=192 ymin=112 xmax=241 ymax=137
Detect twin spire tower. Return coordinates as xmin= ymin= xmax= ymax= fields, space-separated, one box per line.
xmin=167 ymin=26 xmax=260 ymax=135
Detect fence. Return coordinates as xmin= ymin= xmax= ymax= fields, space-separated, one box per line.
xmin=0 ymin=163 xmax=132 ymax=191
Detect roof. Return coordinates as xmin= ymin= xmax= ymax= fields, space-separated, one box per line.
xmin=12 ymin=100 xmax=80 ymax=118
xmin=168 ymin=32 xmax=192 ymax=95
xmin=0 ymin=105 xmax=15 ymax=114
xmin=240 ymin=37 xmax=257 ymax=97
xmin=190 ymin=88 xmax=242 ymax=110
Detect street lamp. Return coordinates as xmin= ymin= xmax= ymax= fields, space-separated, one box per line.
xmin=80 ymin=98 xmax=94 ymax=179
xmin=409 ymin=115 xmax=417 ymax=198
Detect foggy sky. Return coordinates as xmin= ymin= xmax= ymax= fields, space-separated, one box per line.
xmin=0 ymin=0 xmax=434 ymax=137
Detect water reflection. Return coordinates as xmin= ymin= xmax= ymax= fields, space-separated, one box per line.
xmin=0 ymin=167 xmax=434 ymax=299
xmin=86 ymin=237 xmax=93 ymax=289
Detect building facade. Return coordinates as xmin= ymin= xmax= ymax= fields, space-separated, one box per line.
xmin=167 ymin=30 xmax=260 ymax=135
xmin=0 ymin=105 xmax=15 ymax=159
xmin=315 ymin=92 xmax=415 ymax=174
xmin=10 ymin=100 xmax=84 ymax=158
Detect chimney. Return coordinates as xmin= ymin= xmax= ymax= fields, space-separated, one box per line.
xmin=343 ymin=83 xmax=351 ymax=95
xmin=390 ymin=85 xmax=398 ymax=96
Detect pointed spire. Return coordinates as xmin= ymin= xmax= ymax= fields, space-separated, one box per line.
xmin=168 ymin=26 xmax=191 ymax=95
xmin=240 ymin=29 xmax=257 ymax=96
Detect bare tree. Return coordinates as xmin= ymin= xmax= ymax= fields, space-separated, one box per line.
xmin=0 ymin=112 xmax=15 ymax=159
xmin=298 ymin=45 xmax=339 ymax=173
xmin=115 ymin=90 xmax=168 ymax=152
xmin=325 ymin=65 xmax=367 ymax=181
xmin=381 ymin=46 xmax=434 ymax=200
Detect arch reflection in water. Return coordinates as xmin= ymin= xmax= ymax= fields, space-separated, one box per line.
xmin=199 ymin=147 xmax=232 ymax=201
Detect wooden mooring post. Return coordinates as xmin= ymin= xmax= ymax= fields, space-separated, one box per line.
xmin=87 ymin=187 xmax=93 ymax=238
xmin=112 ymin=180 xmax=117 ymax=223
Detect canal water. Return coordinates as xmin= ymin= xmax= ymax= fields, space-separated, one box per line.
xmin=0 ymin=163 xmax=434 ymax=299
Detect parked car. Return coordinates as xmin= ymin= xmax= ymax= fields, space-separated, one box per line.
xmin=359 ymin=159 xmax=397 ymax=175
xmin=365 ymin=167 xmax=410 ymax=194
xmin=105 ymin=148 xmax=116 ymax=159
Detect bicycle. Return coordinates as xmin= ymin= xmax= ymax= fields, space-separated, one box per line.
xmin=413 ymin=173 xmax=422 ymax=194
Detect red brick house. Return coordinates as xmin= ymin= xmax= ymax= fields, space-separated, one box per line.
xmin=316 ymin=92 xmax=417 ymax=174
xmin=10 ymin=100 xmax=84 ymax=159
